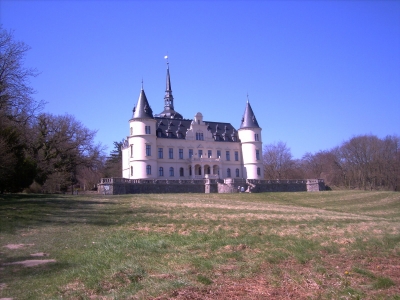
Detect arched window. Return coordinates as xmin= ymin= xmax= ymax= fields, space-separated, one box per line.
xmin=227 ymin=168 xmax=231 ymax=178
xmin=130 ymin=166 xmax=133 ymax=176
xmin=130 ymin=144 xmax=133 ymax=157
xmin=180 ymin=167 xmax=184 ymax=177
xmin=130 ymin=127 xmax=133 ymax=135
xmin=146 ymin=165 xmax=151 ymax=175
xmin=235 ymin=168 xmax=239 ymax=177
xmin=169 ymin=167 xmax=174 ymax=177
xmin=159 ymin=167 xmax=164 ymax=177
xmin=257 ymin=167 xmax=261 ymax=176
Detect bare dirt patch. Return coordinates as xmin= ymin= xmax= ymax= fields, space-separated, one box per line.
xmin=156 ymin=255 xmax=400 ymax=299
xmin=3 ymin=244 xmax=34 ymax=250
xmin=2 ymin=259 xmax=56 ymax=267
xmin=30 ymin=252 xmax=49 ymax=257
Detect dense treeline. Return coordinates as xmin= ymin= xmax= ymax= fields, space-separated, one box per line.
xmin=263 ymin=135 xmax=400 ymax=191
xmin=0 ymin=26 xmax=119 ymax=193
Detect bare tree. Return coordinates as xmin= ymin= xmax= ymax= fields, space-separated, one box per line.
xmin=304 ymin=135 xmax=400 ymax=191
xmin=340 ymin=135 xmax=384 ymax=190
xmin=263 ymin=141 xmax=295 ymax=179
xmin=0 ymin=26 xmax=43 ymax=123
xmin=301 ymin=150 xmax=346 ymax=188
xmin=31 ymin=113 xmax=104 ymax=193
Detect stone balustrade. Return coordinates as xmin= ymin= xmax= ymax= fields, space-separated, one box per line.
xmin=98 ymin=177 xmax=325 ymax=194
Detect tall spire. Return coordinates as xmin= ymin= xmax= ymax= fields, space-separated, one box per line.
xmin=155 ymin=57 xmax=183 ymax=119
xmin=240 ymin=97 xmax=260 ymax=129
xmin=164 ymin=59 xmax=174 ymax=110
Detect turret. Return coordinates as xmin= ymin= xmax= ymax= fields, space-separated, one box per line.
xmin=238 ymin=98 xmax=263 ymax=179
xmin=123 ymin=84 xmax=158 ymax=179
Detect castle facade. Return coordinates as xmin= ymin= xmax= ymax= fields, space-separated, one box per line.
xmin=121 ymin=63 xmax=264 ymax=181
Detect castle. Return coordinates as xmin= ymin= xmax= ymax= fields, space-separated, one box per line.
xmin=97 ymin=62 xmax=324 ymax=194
xmin=121 ymin=61 xmax=264 ymax=181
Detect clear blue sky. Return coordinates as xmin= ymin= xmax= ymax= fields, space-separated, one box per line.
xmin=1 ymin=0 xmax=399 ymax=159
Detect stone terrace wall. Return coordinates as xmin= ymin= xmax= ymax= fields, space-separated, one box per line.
xmin=247 ymin=179 xmax=325 ymax=193
xmin=98 ymin=178 xmax=325 ymax=195
xmin=99 ymin=178 xmax=207 ymax=195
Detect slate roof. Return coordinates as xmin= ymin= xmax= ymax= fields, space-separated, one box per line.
xmin=155 ymin=117 xmax=239 ymax=142
xmin=131 ymin=88 xmax=154 ymax=119
xmin=239 ymin=100 xmax=260 ymax=129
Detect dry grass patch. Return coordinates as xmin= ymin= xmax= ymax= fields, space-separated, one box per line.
xmin=1 ymin=191 xmax=399 ymax=299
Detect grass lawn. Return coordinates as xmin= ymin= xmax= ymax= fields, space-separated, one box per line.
xmin=0 ymin=191 xmax=399 ymax=299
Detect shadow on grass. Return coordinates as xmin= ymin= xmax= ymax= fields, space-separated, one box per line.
xmin=0 ymin=194 xmax=165 ymax=234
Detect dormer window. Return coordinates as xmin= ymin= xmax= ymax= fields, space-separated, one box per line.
xmin=196 ymin=132 xmax=204 ymax=140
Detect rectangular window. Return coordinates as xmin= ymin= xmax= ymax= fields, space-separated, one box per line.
xmin=158 ymin=148 xmax=163 ymax=159
xmin=189 ymin=149 xmax=193 ymax=158
xmin=217 ymin=150 xmax=221 ymax=158
xmin=255 ymin=133 xmax=259 ymax=141
xmin=169 ymin=148 xmax=173 ymax=159
xmin=198 ymin=150 xmax=203 ymax=158
xmin=208 ymin=150 xmax=212 ymax=158
xmin=145 ymin=125 xmax=151 ymax=134
xmin=146 ymin=165 xmax=151 ymax=175
xmin=234 ymin=151 xmax=239 ymax=161
xmin=256 ymin=149 xmax=260 ymax=160
xmin=179 ymin=149 xmax=183 ymax=159
xmin=196 ymin=132 xmax=204 ymax=140
xmin=130 ymin=144 xmax=133 ymax=158
xmin=146 ymin=145 xmax=151 ymax=156
xmin=226 ymin=151 xmax=230 ymax=161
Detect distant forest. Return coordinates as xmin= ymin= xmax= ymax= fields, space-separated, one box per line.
xmin=263 ymin=136 xmax=399 ymax=191
xmin=1 ymin=27 xmax=399 ymax=193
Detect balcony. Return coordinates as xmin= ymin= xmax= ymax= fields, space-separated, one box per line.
xmin=188 ymin=157 xmax=221 ymax=163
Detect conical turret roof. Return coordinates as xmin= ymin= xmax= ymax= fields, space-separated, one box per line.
xmin=132 ymin=86 xmax=154 ymax=119
xmin=240 ymin=100 xmax=260 ymax=129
